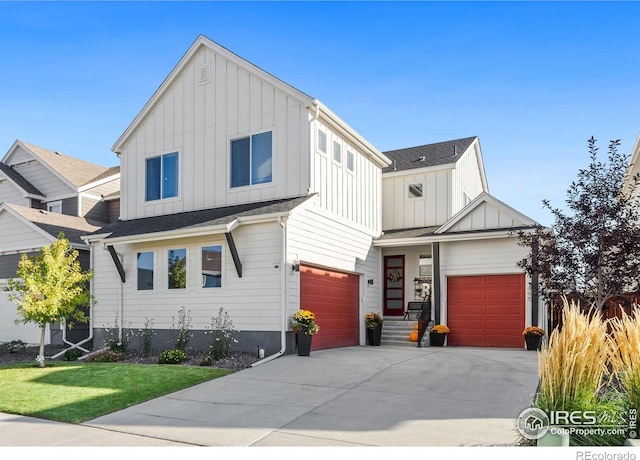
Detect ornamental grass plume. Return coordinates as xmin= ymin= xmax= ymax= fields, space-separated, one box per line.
xmin=608 ymin=307 xmax=640 ymax=413
xmin=536 ymin=298 xmax=614 ymax=413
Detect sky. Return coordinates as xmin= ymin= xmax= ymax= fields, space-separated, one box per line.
xmin=0 ymin=1 xmax=639 ymax=227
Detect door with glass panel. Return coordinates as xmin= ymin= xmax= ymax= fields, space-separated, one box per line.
xmin=383 ymin=255 xmax=405 ymax=317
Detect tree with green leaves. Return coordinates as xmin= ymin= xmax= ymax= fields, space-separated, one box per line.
xmin=7 ymin=233 xmax=93 ymax=367
xmin=518 ymin=137 xmax=640 ymax=311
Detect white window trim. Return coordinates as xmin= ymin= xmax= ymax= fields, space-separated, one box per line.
xmin=144 ymin=149 xmax=182 ymax=204
xmin=47 ymin=200 xmax=62 ymax=214
xmin=135 ymin=250 xmax=156 ymax=293
xmin=346 ymin=150 xmax=355 ymax=173
xmin=198 ymin=243 xmax=225 ymax=292
xmin=167 ymin=247 xmax=188 ymax=291
xmin=407 ymin=182 xmax=425 ymax=200
xmin=332 ymin=140 xmax=342 ymax=165
xmin=227 ymin=128 xmax=276 ymax=191
xmin=317 ymin=129 xmax=327 ymax=155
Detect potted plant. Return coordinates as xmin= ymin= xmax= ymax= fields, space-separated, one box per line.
xmin=429 ymin=324 xmax=450 ymax=347
xmin=522 ymin=326 xmax=545 ymax=351
xmin=365 ymin=312 xmax=384 ymax=346
xmin=291 ymin=309 xmax=319 ymax=356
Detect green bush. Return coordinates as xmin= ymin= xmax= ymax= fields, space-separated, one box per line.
xmin=0 ymin=340 xmax=27 ymax=353
xmin=158 ymin=348 xmax=187 ymax=364
xmin=63 ymin=348 xmax=82 ymax=361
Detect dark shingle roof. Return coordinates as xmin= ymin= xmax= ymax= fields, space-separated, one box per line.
xmin=375 ymin=226 xmax=441 ymax=241
xmin=0 ymin=163 xmax=44 ymax=196
xmin=96 ymin=195 xmax=314 ymax=240
xmin=382 ymin=136 xmax=477 ymax=174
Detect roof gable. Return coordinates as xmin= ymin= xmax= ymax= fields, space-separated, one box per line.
xmin=436 ymin=192 xmax=538 ymax=234
xmin=112 ymin=34 xmax=315 ymax=154
xmin=0 ymin=162 xmax=44 ymax=198
xmin=3 ymin=140 xmax=113 ymax=191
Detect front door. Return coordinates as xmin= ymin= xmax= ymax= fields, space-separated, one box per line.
xmin=384 ymin=255 xmax=405 ymax=317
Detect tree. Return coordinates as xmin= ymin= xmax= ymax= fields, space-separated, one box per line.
xmin=7 ymin=233 xmax=93 ymax=367
xmin=518 ymin=137 xmax=640 ymax=311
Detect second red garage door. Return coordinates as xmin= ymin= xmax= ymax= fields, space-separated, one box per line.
xmin=300 ymin=264 xmax=359 ymax=350
xmin=446 ymin=274 xmax=525 ymax=347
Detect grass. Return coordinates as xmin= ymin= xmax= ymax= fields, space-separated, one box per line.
xmin=609 ymin=309 xmax=640 ymax=414
xmin=0 ymin=362 xmax=233 ymax=423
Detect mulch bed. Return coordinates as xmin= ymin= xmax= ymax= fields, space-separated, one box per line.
xmin=0 ymin=344 xmax=260 ymax=370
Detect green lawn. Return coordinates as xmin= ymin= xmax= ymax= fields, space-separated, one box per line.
xmin=0 ymin=362 xmax=233 ymax=423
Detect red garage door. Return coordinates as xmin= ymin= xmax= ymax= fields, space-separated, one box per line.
xmin=300 ymin=264 xmax=359 ymax=350
xmin=447 ymin=274 xmax=525 ymax=347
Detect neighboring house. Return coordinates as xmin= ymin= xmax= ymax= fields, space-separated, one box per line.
xmin=377 ymin=136 xmax=543 ymax=347
xmin=0 ymin=140 xmax=120 ymax=346
xmin=624 ymin=133 xmax=640 ymax=200
xmin=84 ymin=34 xmax=542 ymax=355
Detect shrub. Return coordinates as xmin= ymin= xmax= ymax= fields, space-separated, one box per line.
xmin=609 ymin=308 xmax=640 ymax=415
xmin=139 ymin=317 xmax=155 ymax=358
xmin=199 ymin=355 xmax=213 ymax=367
xmin=170 ymin=307 xmax=192 ymax=351
xmin=86 ymin=350 xmax=124 ymax=363
xmin=158 ymin=348 xmax=187 ymax=364
xmin=0 ymin=340 xmax=27 ymax=353
xmin=102 ymin=314 xmax=133 ymax=353
xmin=206 ymin=307 xmax=238 ymax=360
xmin=63 ymin=348 xmax=82 ymax=361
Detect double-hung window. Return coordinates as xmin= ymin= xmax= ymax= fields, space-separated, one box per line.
xmin=146 ymin=152 xmax=179 ymax=201
xmin=230 ymin=131 xmax=272 ymax=188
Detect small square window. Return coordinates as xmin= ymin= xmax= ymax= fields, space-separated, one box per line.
xmin=333 ymin=141 xmax=341 ymax=163
xmin=419 ymin=256 xmax=432 ymax=277
xmin=146 ymin=152 xmax=179 ymax=201
xmin=47 ymin=201 xmax=62 ymax=214
xmin=231 ymin=131 xmax=272 ymax=188
xmin=318 ymin=130 xmax=327 ymax=153
xmin=408 ymin=183 xmax=423 ymax=198
xmin=347 ymin=151 xmax=354 ymax=171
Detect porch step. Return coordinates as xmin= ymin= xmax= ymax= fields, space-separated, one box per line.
xmin=380 ymin=318 xmax=423 ymax=347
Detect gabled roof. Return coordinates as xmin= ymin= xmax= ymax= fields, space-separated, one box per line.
xmin=88 ymin=194 xmax=314 ymax=243
xmin=436 ymin=192 xmax=538 ymax=234
xmin=382 ymin=136 xmax=478 ymax=173
xmin=374 ymin=193 xmax=539 ymax=247
xmin=112 ymin=35 xmax=315 ymax=154
xmin=0 ymin=203 xmax=103 ymax=247
xmin=0 ymin=162 xmax=44 ymax=197
xmin=3 ymin=140 xmax=117 ymax=191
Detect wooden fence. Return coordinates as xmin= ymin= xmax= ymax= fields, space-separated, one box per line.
xmin=547 ymin=292 xmax=640 ymax=332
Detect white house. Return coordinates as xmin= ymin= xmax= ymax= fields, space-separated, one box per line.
xmin=0 ymin=140 xmax=120 ymax=346
xmin=83 ymin=35 xmax=543 ymax=356
xmin=377 ymin=136 xmax=543 ymax=347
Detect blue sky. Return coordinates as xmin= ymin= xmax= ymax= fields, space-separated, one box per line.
xmin=1 ymin=1 xmax=638 ymax=226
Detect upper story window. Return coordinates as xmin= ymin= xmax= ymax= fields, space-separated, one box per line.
xmin=408 ymin=183 xmax=423 ymax=199
xmin=347 ymin=151 xmax=355 ymax=172
xmin=231 ymin=131 xmax=272 ymax=188
xmin=333 ymin=141 xmax=341 ymax=163
xmin=146 ymin=152 xmax=179 ymax=201
xmin=318 ymin=130 xmax=327 ymax=153
xmin=47 ymin=201 xmax=62 ymax=214
xmin=137 ymin=251 xmax=154 ymax=291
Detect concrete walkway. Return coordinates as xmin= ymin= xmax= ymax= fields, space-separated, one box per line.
xmin=0 ymin=346 xmax=539 ymax=447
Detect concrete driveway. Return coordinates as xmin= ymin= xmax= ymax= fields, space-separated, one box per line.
xmin=0 ymin=345 xmax=539 ymax=447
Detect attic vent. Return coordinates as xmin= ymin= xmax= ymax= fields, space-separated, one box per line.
xmin=199 ymin=63 xmax=211 ymax=85
xmin=453 ymin=145 xmax=458 ymax=156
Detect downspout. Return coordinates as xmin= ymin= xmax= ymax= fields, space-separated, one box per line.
xmin=251 ymin=216 xmax=288 ymax=366
xmin=51 ymin=242 xmax=95 ymax=360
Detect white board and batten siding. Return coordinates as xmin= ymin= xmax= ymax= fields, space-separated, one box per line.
xmin=287 ymin=204 xmax=382 ymax=323
xmin=118 ymin=45 xmax=310 ymax=221
xmin=310 ymin=119 xmax=382 ymax=234
xmin=91 ymin=222 xmax=284 ymax=332
xmin=451 ymin=144 xmax=485 ymax=214
xmin=382 ymin=169 xmax=453 ymax=230
xmin=0 ymin=286 xmax=47 ymax=344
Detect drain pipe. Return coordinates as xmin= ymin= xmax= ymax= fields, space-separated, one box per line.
xmin=51 ymin=242 xmax=95 ymax=360
xmin=251 ymin=216 xmax=288 ymax=367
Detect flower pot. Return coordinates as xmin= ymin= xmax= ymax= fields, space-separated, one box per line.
xmin=525 ymin=334 xmax=542 ymax=351
xmin=367 ymin=324 xmax=382 ymax=346
xmin=297 ymin=326 xmax=313 ymax=356
xmin=429 ymin=331 xmax=446 ymax=347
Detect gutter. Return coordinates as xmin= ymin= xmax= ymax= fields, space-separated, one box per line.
xmin=251 ymin=216 xmax=288 ymax=366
